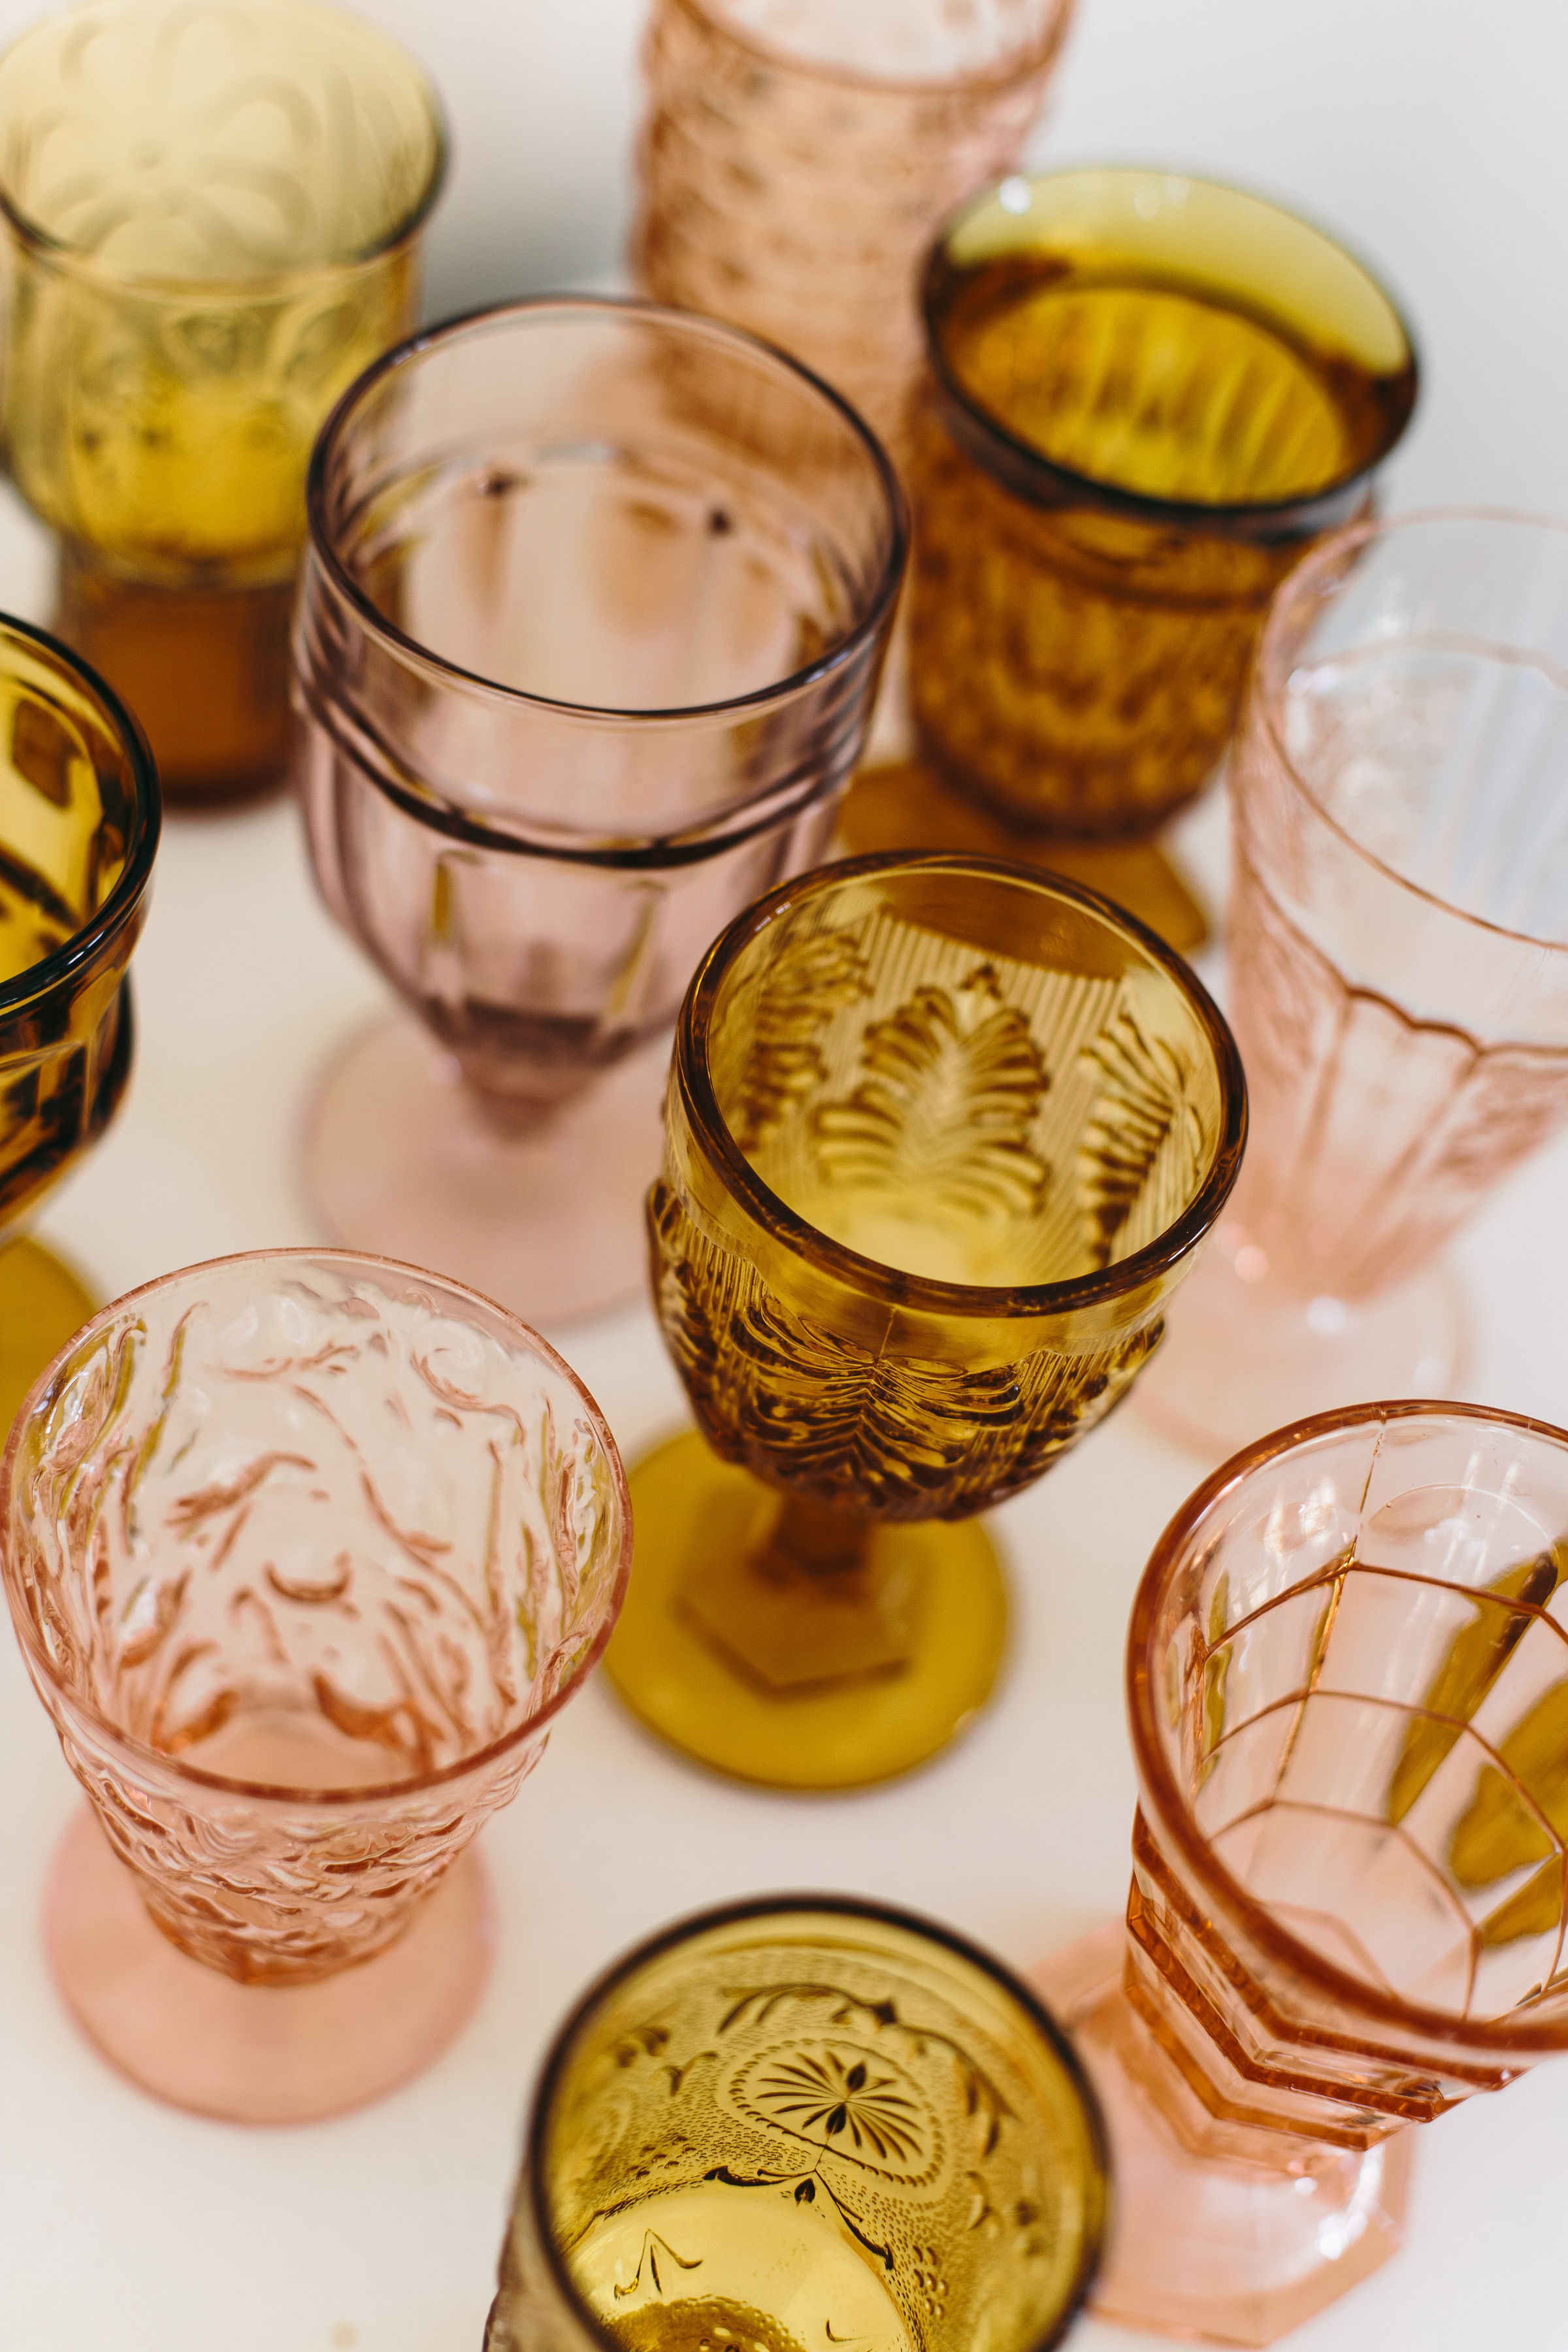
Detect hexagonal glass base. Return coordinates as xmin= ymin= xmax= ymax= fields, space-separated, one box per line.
xmin=0 ymin=1236 xmax=95 ymax=1439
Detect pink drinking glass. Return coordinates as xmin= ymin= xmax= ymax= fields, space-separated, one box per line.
xmin=294 ymin=297 xmax=906 ymax=1328
xmin=1038 ymin=1399 xmax=1568 ymax=2345
xmin=0 ymin=1249 xmax=631 ymax=2123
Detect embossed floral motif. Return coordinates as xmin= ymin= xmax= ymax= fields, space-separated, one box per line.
xmin=1079 ymin=1003 xmax=1202 ymax=1267
xmin=733 ymin=924 xmax=870 ymax=1150
xmin=735 ymin=2040 xmax=934 ymax=2177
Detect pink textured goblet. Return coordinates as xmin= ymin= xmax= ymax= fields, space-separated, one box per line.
xmin=1038 ymin=1400 xmax=1568 ymax=2345
xmin=1140 ymin=511 xmax=1568 ymax=1454
xmin=0 ymin=1249 xmax=630 ymax=2123
xmin=295 ymin=297 xmax=906 ymax=1327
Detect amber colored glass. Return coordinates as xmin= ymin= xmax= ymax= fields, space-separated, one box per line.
xmin=0 ymin=0 xmax=445 ymax=804
xmin=0 ymin=1249 xmax=630 ymax=2123
xmin=604 ymin=851 xmax=1245 ymax=1788
xmin=1038 ymin=1401 xmax=1568 ymax=2345
xmin=485 ymin=1895 xmax=1107 ymax=2352
xmin=0 ymin=614 xmax=159 ymax=1433
xmin=905 ymin=169 xmax=1417 ymax=840
xmin=630 ymin=0 xmax=1075 ymax=459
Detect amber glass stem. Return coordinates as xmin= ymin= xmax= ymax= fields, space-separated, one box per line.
xmin=752 ymin=1490 xmax=875 ymax=1585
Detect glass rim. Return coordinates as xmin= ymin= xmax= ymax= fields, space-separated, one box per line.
xmin=0 ymin=611 xmax=161 ymax=1018
xmin=676 ymin=849 xmax=1248 ymax=1320
xmin=1128 ymin=1395 xmax=1568 ymax=2057
xmin=0 ymin=1245 xmax=634 ymax=1807
xmin=523 ymin=1887 xmax=1109 ymax=2352
xmin=304 ymin=292 xmax=909 ymax=735
xmin=0 ymin=0 xmax=449 ymax=295
xmin=665 ymin=0 xmax=1075 ymax=100
xmin=922 ymin=163 xmax=1419 ymax=540
xmin=1255 ymin=504 xmax=1568 ymax=954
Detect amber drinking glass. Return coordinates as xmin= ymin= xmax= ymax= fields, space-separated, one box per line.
xmin=0 ymin=1249 xmax=630 ymax=2123
xmin=485 ymin=1895 xmax=1107 ymax=2352
xmin=0 ymin=615 xmax=158 ymax=1435
xmin=295 ymin=297 xmax=906 ymax=1330
xmin=631 ymin=0 xmax=1075 ymax=459
xmin=0 ymin=0 xmax=445 ymax=804
xmin=1140 ymin=510 xmax=1568 ymax=1456
xmin=1037 ymin=1400 xmax=1568 ymax=2345
xmin=605 ymin=851 xmax=1245 ymax=1788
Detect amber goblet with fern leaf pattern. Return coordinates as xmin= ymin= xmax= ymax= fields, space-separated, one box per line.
xmin=604 ymin=853 xmax=1245 ymax=1787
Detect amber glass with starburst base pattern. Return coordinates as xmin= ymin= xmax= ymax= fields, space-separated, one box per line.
xmin=485 ymin=1896 xmax=1107 ymax=2352
xmin=604 ymin=853 xmax=1245 ymax=1787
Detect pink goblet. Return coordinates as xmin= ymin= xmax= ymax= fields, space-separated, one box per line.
xmin=0 ymin=1249 xmax=630 ymax=2123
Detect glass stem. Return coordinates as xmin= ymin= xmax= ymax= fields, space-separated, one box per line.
xmin=752 ymin=1490 xmax=875 ymax=1586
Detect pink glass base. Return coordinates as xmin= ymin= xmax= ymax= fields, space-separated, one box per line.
xmin=1034 ymin=1924 xmax=1413 ymax=2347
xmin=302 ymin=1014 xmax=670 ymax=1328
xmin=1135 ymin=1220 xmax=1466 ymax=1458
xmin=46 ymin=1808 xmax=495 ymax=2123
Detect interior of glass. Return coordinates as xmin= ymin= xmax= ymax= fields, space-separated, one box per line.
xmin=1149 ymin=1410 xmax=1568 ymax=2029
xmin=928 ymin=169 xmax=1414 ymax=508
xmin=1267 ymin=515 xmax=1568 ymax=944
xmin=697 ymin=0 xmax=1066 ymax=83
xmin=0 ymin=0 xmax=442 ymax=280
xmin=705 ymin=864 xmax=1228 ymax=1286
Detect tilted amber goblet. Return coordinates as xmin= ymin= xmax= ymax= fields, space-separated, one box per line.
xmin=1037 ymin=1400 xmax=1568 ymax=2346
xmin=485 ymin=1895 xmax=1107 ymax=2352
xmin=0 ymin=1249 xmax=630 ymax=2123
xmin=604 ymin=853 xmax=1245 ymax=1788
xmin=0 ymin=615 xmax=159 ymax=1435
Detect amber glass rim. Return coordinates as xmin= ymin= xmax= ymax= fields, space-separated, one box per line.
xmin=0 ymin=612 xmax=160 ymax=1017
xmin=0 ymin=0 xmax=448 ymax=293
xmin=922 ymin=165 xmax=1418 ymax=541
xmin=0 ymin=1246 xmax=634 ymax=1806
xmin=667 ymin=0 xmax=1074 ymax=100
xmin=525 ymin=1889 xmax=1108 ymax=2352
xmin=1128 ymin=1396 xmax=1568 ymax=2055
xmin=677 ymin=850 xmax=1247 ymax=1318
xmin=1254 ymin=505 xmax=1568 ymax=953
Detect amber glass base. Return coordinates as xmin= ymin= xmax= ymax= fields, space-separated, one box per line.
xmin=1036 ymin=1924 xmax=1413 ymax=2346
xmin=46 ymin=1808 xmax=494 ymax=2123
xmin=836 ymin=760 xmax=1209 ymax=954
xmin=604 ymin=1431 xmax=1008 ymax=1789
xmin=0 ymin=1237 xmax=95 ymax=1438
xmin=55 ymin=547 xmax=295 ymax=806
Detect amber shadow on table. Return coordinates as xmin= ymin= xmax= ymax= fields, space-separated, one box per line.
xmin=485 ymin=1894 xmax=1107 ymax=2352
xmin=0 ymin=0 xmax=445 ymax=804
xmin=1037 ymin=1400 xmax=1568 ymax=2345
xmin=604 ymin=851 xmax=1245 ymax=1788
xmin=0 ymin=1249 xmax=630 ymax=2123
xmin=0 ymin=615 xmax=159 ymax=1435
xmin=295 ymin=296 xmax=906 ymax=1330
xmin=1139 ymin=510 xmax=1568 ymax=1456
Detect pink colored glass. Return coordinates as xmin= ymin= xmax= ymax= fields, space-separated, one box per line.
xmin=294 ymin=297 xmax=906 ymax=1328
xmin=0 ymin=1248 xmax=630 ymax=2123
xmin=630 ymin=0 xmax=1075 ymax=458
xmin=1139 ymin=511 xmax=1568 ymax=1456
xmin=1037 ymin=1400 xmax=1568 ymax=2345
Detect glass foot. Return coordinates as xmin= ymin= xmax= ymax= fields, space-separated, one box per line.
xmin=46 ymin=1808 xmax=494 ymax=2123
xmin=604 ymin=1431 xmax=1007 ymax=1788
xmin=1034 ymin=1923 xmax=1413 ymax=2347
xmin=0 ymin=1237 xmax=95 ymax=1439
xmin=302 ymin=1013 xmax=669 ymax=1328
xmin=1136 ymin=1222 xmax=1466 ymax=1458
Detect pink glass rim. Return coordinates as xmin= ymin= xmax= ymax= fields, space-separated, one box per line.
xmin=677 ymin=849 xmax=1248 ymax=1320
xmin=1127 ymin=1395 xmax=1568 ymax=2057
xmin=305 ymin=293 xmax=909 ymax=729
xmin=1255 ymin=506 xmax=1568 ymax=952
xmin=0 ymin=1245 xmax=634 ymax=1808
xmin=662 ymin=0 xmax=1075 ymax=98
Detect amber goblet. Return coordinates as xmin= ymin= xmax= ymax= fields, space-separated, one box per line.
xmin=0 ymin=615 xmax=159 ymax=1435
xmin=1040 ymin=1401 xmax=1568 ymax=2344
xmin=0 ymin=1249 xmax=630 ymax=2123
xmin=604 ymin=852 xmax=1245 ymax=1788
xmin=485 ymin=1895 xmax=1107 ymax=2352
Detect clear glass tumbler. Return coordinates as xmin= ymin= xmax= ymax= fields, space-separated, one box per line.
xmin=0 ymin=0 xmax=445 ymax=804
xmin=294 ymin=297 xmax=906 ymax=1328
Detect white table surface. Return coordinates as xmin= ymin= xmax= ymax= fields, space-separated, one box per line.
xmin=5 ymin=3 xmax=1568 ymax=2347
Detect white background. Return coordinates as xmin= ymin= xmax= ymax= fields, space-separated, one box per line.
xmin=5 ymin=3 xmax=1568 ymax=2349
